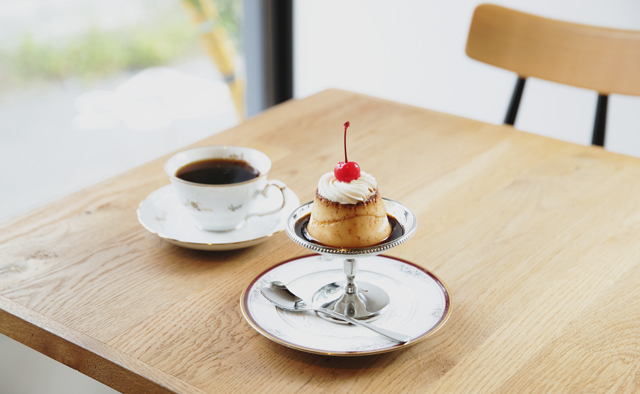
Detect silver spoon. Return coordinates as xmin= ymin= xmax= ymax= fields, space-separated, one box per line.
xmin=260 ymin=281 xmax=411 ymax=344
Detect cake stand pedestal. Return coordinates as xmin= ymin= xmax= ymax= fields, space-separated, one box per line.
xmin=285 ymin=198 xmax=418 ymax=324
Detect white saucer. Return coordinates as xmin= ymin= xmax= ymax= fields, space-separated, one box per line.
xmin=241 ymin=254 xmax=452 ymax=356
xmin=137 ymin=183 xmax=300 ymax=251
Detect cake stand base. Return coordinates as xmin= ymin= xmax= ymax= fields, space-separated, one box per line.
xmin=311 ymin=280 xmax=390 ymax=324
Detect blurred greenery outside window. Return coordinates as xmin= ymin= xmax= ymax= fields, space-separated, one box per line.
xmin=0 ymin=0 xmax=241 ymax=88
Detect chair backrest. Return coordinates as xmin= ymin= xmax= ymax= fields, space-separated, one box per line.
xmin=466 ymin=4 xmax=640 ymax=96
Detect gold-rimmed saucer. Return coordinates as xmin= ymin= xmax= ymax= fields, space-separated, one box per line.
xmin=241 ymin=254 xmax=451 ymax=356
xmin=137 ymin=184 xmax=300 ymax=251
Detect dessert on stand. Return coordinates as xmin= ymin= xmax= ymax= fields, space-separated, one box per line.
xmin=241 ymin=122 xmax=451 ymax=355
xmin=307 ymin=122 xmax=392 ymax=248
xmin=288 ymin=121 xmax=417 ymax=323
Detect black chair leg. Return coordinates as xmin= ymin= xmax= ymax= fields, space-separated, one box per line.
xmin=592 ymin=94 xmax=608 ymax=147
xmin=504 ymin=77 xmax=526 ymax=126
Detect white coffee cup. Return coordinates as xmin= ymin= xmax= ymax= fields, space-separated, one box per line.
xmin=165 ymin=146 xmax=286 ymax=231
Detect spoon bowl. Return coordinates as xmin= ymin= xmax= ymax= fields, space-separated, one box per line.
xmin=260 ymin=281 xmax=411 ymax=344
xmin=260 ymin=281 xmax=307 ymax=309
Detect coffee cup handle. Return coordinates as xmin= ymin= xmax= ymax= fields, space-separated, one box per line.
xmin=245 ymin=181 xmax=287 ymax=220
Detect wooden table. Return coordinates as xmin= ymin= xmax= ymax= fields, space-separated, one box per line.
xmin=2 ymin=89 xmax=640 ymax=393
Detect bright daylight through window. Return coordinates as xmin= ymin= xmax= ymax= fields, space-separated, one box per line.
xmin=0 ymin=0 xmax=244 ymax=221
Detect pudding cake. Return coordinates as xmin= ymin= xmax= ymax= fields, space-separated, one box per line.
xmin=307 ymin=122 xmax=391 ymax=248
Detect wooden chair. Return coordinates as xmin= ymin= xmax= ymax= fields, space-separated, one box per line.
xmin=466 ymin=4 xmax=640 ymax=147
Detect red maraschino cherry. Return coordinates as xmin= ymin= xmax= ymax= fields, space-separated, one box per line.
xmin=334 ymin=121 xmax=361 ymax=182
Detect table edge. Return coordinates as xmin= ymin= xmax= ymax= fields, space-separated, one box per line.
xmin=0 ymin=295 xmax=207 ymax=394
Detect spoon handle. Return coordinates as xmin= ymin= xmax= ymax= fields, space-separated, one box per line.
xmin=316 ymin=307 xmax=411 ymax=344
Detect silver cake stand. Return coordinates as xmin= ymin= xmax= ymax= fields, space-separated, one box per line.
xmin=285 ymin=198 xmax=418 ymax=324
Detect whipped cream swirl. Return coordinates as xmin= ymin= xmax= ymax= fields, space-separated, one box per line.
xmin=317 ymin=171 xmax=377 ymax=204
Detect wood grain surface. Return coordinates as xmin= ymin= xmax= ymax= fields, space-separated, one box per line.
xmin=466 ymin=4 xmax=640 ymax=96
xmin=2 ymin=89 xmax=640 ymax=393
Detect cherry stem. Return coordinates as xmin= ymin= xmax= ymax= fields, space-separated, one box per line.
xmin=343 ymin=121 xmax=350 ymax=163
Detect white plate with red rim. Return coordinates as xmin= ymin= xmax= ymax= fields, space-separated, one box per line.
xmin=240 ymin=254 xmax=452 ymax=356
xmin=137 ymin=183 xmax=300 ymax=250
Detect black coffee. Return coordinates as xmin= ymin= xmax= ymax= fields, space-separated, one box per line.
xmin=176 ymin=159 xmax=260 ymax=185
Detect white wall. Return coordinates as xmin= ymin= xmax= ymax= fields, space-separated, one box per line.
xmin=294 ymin=0 xmax=640 ymax=156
